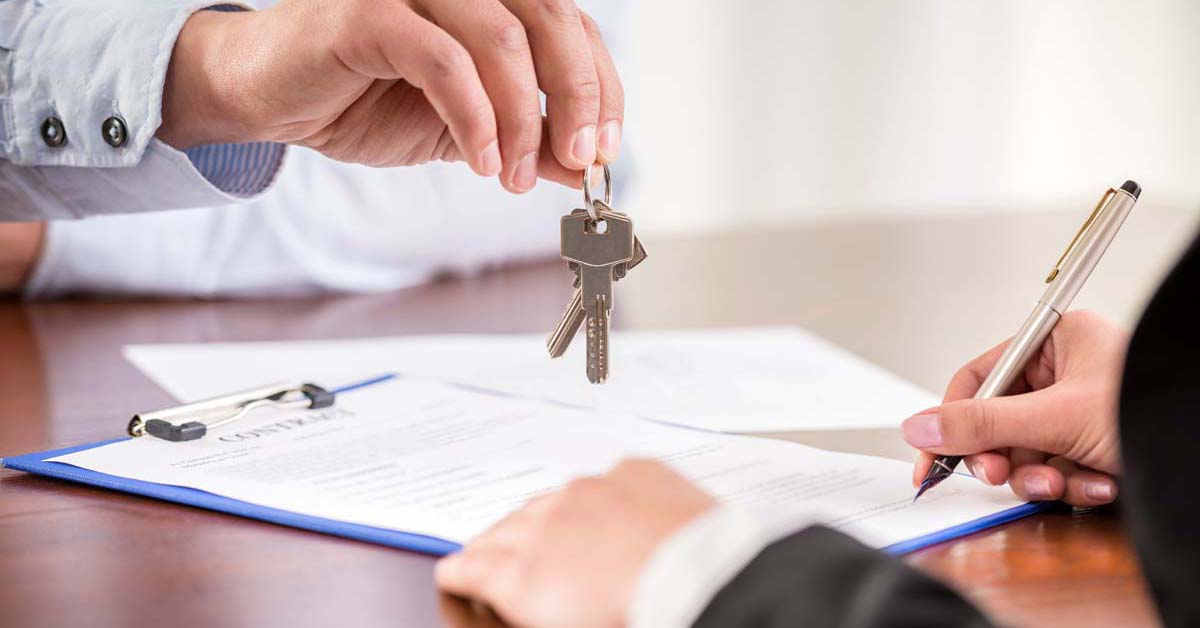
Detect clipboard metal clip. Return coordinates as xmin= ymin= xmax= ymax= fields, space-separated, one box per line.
xmin=127 ymin=382 xmax=335 ymax=442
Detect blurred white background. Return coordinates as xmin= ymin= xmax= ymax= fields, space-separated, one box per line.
xmin=622 ymin=0 xmax=1200 ymax=235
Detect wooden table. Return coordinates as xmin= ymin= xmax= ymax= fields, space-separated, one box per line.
xmin=4 ymin=209 xmax=1189 ymax=627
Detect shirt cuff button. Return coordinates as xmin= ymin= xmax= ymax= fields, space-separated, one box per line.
xmin=40 ymin=117 xmax=67 ymax=148
xmin=102 ymin=116 xmax=129 ymax=148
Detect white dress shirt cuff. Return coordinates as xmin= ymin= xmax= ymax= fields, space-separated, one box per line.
xmin=628 ymin=507 xmax=821 ymax=628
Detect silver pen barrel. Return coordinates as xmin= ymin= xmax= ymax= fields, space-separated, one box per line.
xmin=978 ymin=183 xmax=1138 ymax=399
xmin=975 ymin=303 xmax=1060 ymax=399
xmin=1041 ymin=184 xmax=1139 ymax=314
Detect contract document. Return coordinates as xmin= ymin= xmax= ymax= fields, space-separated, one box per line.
xmin=123 ymin=327 xmax=937 ymax=432
xmin=40 ymin=377 xmax=1029 ymax=551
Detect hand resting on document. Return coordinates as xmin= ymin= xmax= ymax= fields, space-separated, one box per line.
xmin=436 ymin=459 xmax=715 ymax=628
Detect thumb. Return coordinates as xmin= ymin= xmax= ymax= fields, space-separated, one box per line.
xmin=901 ymin=390 xmax=1073 ymax=457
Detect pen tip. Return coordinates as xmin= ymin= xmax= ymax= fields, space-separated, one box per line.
xmin=913 ymin=472 xmax=948 ymax=502
xmin=1120 ymin=180 xmax=1141 ymax=200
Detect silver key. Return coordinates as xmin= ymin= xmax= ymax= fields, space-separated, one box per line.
xmin=548 ymin=204 xmax=645 ymax=358
xmin=613 ymin=231 xmax=648 ymax=281
xmin=546 ymin=288 xmax=586 ymax=358
xmin=547 ymin=232 xmax=646 ymax=358
xmin=560 ymin=207 xmax=634 ymax=383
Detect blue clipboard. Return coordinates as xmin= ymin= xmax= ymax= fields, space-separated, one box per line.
xmin=1 ymin=374 xmax=1049 ymax=557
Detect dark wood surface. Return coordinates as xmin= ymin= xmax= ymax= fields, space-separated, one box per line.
xmin=2 ymin=211 xmax=1177 ymax=627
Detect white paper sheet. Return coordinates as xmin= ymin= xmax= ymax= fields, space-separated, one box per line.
xmin=51 ymin=378 xmax=1021 ymax=547
xmin=123 ymin=328 xmax=937 ymax=432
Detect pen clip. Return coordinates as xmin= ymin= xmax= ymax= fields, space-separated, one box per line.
xmin=1045 ymin=188 xmax=1116 ymax=283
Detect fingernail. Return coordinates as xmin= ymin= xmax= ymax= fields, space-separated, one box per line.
xmin=968 ymin=459 xmax=992 ymax=485
xmin=1085 ymin=481 xmax=1115 ymax=502
xmin=480 ymin=141 xmax=502 ymax=176
xmin=598 ymin=121 xmax=622 ymax=161
xmin=571 ymin=125 xmax=597 ymax=166
xmin=513 ymin=152 xmax=538 ymax=192
xmin=901 ymin=413 xmax=943 ymax=448
xmin=1024 ymin=476 xmax=1053 ymax=500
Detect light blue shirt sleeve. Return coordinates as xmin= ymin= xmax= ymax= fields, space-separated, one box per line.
xmin=0 ymin=0 xmax=285 ymax=220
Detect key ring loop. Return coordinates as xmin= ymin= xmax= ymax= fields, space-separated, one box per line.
xmin=581 ymin=164 xmax=613 ymax=221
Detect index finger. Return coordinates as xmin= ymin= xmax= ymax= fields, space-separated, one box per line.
xmin=418 ymin=0 xmax=544 ymax=192
xmin=501 ymin=0 xmax=601 ymax=170
xmin=579 ymin=10 xmax=623 ymax=163
xmin=364 ymin=9 xmax=501 ymax=176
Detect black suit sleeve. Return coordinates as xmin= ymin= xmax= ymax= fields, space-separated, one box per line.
xmin=1119 ymin=234 xmax=1200 ymax=628
xmin=694 ymin=526 xmax=992 ymax=628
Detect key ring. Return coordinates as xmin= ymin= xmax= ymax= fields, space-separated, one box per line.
xmin=581 ymin=164 xmax=613 ymax=221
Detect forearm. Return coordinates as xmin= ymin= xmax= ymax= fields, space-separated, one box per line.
xmin=157 ymin=9 xmax=259 ymax=150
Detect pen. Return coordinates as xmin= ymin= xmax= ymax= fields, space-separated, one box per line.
xmin=914 ymin=180 xmax=1141 ymax=501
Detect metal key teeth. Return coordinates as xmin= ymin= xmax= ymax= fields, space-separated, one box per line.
xmin=586 ymin=295 xmax=609 ymax=384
